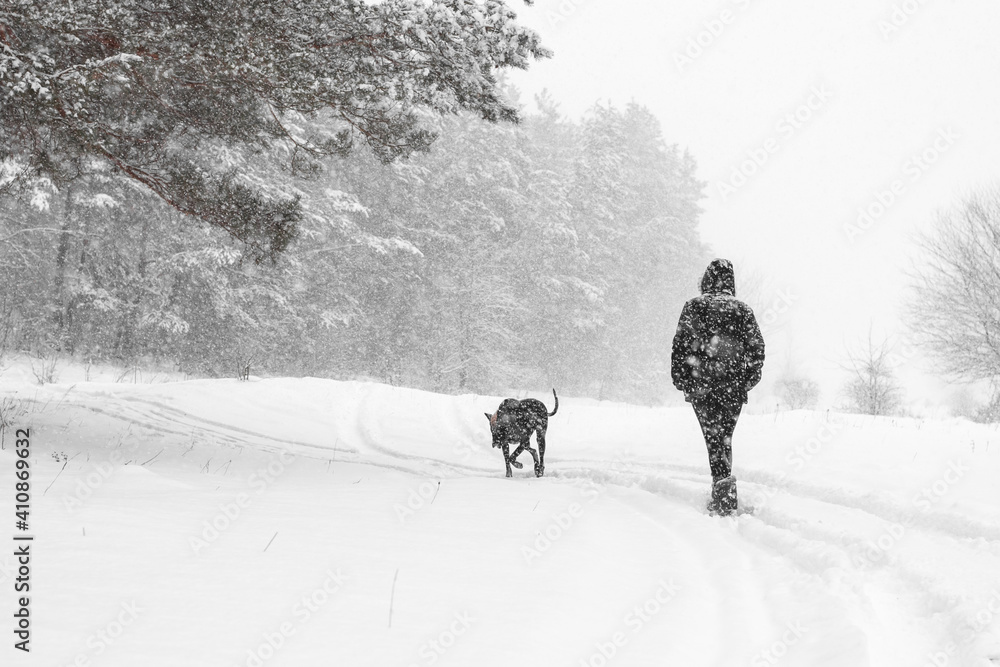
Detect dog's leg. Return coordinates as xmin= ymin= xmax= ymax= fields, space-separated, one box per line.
xmin=536 ymin=427 xmax=546 ymax=477
xmin=508 ymin=443 xmax=524 ymax=469
xmin=523 ymin=438 xmax=540 ymax=477
xmin=526 ymin=447 xmax=540 ymax=475
xmin=502 ymin=442 xmax=513 ymax=478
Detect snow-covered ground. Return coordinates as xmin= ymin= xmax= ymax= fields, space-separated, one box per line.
xmin=1 ymin=371 xmax=999 ymax=666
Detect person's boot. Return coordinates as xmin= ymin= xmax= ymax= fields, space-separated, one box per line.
xmin=706 ymin=476 xmax=723 ymax=514
xmin=712 ymin=475 xmax=738 ymax=516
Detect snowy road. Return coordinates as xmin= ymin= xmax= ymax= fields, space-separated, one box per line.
xmin=2 ymin=377 xmax=999 ymax=666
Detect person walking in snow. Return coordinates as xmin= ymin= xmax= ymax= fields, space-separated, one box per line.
xmin=671 ymin=259 xmax=765 ymax=515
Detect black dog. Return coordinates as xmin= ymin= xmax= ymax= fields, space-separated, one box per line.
xmin=485 ymin=389 xmax=558 ymax=478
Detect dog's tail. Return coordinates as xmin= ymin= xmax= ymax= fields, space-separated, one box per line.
xmin=548 ymin=388 xmax=559 ymax=416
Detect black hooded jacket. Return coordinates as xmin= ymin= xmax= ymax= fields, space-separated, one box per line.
xmin=671 ymin=259 xmax=765 ymax=404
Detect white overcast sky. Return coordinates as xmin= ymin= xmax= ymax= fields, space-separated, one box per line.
xmin=508 ymin=0 xmax=1000 ymax=405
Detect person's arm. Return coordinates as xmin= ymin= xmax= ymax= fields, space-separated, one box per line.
xmin=671 ymin=301 xmax=696 ymax=393
xmin=742 ymin=305 xmax=765 ymax=392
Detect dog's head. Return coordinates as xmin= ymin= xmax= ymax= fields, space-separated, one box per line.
xmin=484 ymin=411 xmax=501 ymax=448
xmin=486 ymin=399 xmax=522 ymax=448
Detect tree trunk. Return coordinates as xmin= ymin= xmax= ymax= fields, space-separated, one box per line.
xmin=53 ymin=185 xmax=73 ymax=350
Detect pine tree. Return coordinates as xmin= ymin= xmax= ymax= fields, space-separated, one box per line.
xmin=0 ymin=0 xmax=550 ymax=261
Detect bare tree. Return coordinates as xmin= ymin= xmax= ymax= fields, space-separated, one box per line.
xmin=777 ymin=375 xmax=820 ymax=409
xmin=908 ymin=188 xmax=1000 ymax=381
xmin=842 ymin=330 xmax=902 ymax=416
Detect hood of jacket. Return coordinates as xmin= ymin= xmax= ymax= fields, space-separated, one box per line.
xmin=700 ymin=258 xmax=736 ymax=296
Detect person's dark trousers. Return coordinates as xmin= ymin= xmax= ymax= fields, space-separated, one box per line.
xmin=690 ymin=394 xmax=743 ymax=483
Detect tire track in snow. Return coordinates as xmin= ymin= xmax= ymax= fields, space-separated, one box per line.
xmin=737 ymin=465 xmax=1000 ymax=543
xmin=567 ymin=455 xmax=1000 ymax=544
xmin=351 ymin=384 xmax=498 ymax=477
xmin=602 ymin=486 xmax=779 ymax=665
xmin=608 ymin=484 xmax=873 ymax=666
xmin=554 ymin=459 xmax=1000 ymax=665
xmin=35 ymin=391 xmax=359 ymax=458
xmin=23 ymin=380 xmax=1000 ymax=664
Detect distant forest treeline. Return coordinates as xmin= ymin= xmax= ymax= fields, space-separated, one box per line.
xmin=1 ymin=93 xmax=707 ymax=401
